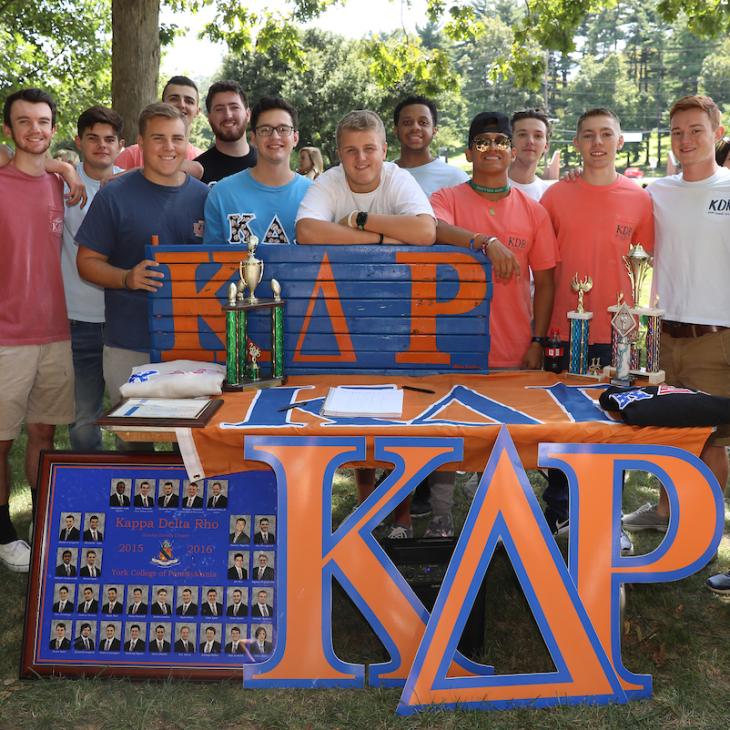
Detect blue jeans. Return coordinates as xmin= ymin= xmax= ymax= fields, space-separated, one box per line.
xmin=543 ymin=342 xmax=613 ymax=525
xmin=69 ymin=320 xmax=105 ymax=451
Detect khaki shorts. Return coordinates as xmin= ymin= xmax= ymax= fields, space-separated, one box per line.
xmin=660 ymin=329 xmax=730 ymax=446
xmin=0 ymin=341 xmax=75 ymax=440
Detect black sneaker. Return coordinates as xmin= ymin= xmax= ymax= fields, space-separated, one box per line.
xmin=409 ymin=496 xmax=432 ymax=518
xmin=552 ymin=517 xmax=570 ymax=536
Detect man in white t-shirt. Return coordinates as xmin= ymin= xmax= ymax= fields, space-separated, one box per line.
xmin=296 ymin=110 xmax=436 ymax=539
xmin=621 ymin=97 xmax=730 ymax=594
xmin=507 ymin=109 xmax=555 ymax=202
xmin=392 ymin=95 xmax=467 ymax=196
xmin=62 ymin=106 xmax=124 ymax=451
xmin=295 ymin=109 xmax=436 ymax=246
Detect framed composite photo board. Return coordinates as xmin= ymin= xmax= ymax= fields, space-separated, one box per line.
xmin=22 ymin=451 xmax=277 ymax=680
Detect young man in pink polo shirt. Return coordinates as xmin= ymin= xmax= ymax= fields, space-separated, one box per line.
xmin=115 ymin=75 xmax=203 ymax=170
xmin=427 ymin=111 xmax=557 ymax=539
xmin=0 ymin=89 xmax=75 ymax=572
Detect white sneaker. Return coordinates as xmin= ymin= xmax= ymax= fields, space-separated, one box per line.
xmin=386 ymin=524 xmax=413 ymax=539
xmin=0 ymin=539 xmax=31 ymax=572
xmin=620 ymin=529 xmax=635 ymax=556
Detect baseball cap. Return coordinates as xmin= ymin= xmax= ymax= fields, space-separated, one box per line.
xmin=468 ymin=112 xmax=512 ymax=146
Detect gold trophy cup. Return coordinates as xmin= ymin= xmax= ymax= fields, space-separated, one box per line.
xmin=240 ymin=235 xmax=264 ymax=303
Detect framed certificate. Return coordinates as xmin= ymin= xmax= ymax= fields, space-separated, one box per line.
xmin=97 ymin=398 xmax=223 ymax=429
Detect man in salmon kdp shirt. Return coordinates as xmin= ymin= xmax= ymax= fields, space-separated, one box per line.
xmin=0 ymin=88 xmax=74 ymax=573
xmin=431 ymin=111 xmax=557 ymax=370
xmin=539 ymin=107 xmax=654 ymax=550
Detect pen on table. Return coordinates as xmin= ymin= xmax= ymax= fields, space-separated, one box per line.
xmin=401 ymin=385 xmax=436 ymax=394
xmin=278 ymin=398 xmax=321 ymax=412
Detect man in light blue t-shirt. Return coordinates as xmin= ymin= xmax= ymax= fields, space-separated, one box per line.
xmin=204 ymin=96 xmax=311 ymax=245
xmin=392 ymin=95 xmax=467 ymax=197
xmin=62 ymin=106 xmax=124 ymax=450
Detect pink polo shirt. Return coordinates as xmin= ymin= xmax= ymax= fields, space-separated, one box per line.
xmin=0 ymin=165 xmax=69 ymax=345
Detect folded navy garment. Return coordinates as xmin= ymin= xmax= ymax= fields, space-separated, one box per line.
xmin=599 ymin=384 xmax=730 ymax=427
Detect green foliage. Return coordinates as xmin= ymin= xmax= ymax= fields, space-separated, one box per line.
xmin=222 ymin=27 xmax=466 ymax=162
xmin=698 ymin=38 xmax=730 ymax=109
xmin=0 ymin=0 xmax=112 ymax=139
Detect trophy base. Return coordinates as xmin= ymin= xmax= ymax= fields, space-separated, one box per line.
xmin=223 ymin=374 xmax=287 ymax=392
xmin=602 ymin=366 xmax=665 ymax=386
xmin=630 ymin=368 xmax=665 ymax=385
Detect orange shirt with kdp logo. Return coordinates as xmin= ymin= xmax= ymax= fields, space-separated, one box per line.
xmin=431 ymin=183 xmax=557 ymax=368
xmin=541 ymin=175 xmax=654 ymax=345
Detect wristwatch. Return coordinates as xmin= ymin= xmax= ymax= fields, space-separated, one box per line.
xmin=356 ymin=211 xmax=368 ymax=231
xmin=531 ymin=336 xmax=548 ymax=347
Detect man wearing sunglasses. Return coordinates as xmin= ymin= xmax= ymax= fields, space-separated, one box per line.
xmin=204 ymin=96 xmax=311 ymax=245
xmin=431 ymin=111 xmax=557 ymax=371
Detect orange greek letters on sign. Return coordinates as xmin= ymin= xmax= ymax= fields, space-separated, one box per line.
xmin=398 ymin=429 xmax=626 ymax=712
xmin=539 ymin=444 xmax=723 ymax=697
xmin=293 ymin=254 xmax=356 ymax=363
xmin=395 ymin=251 xmax=487 ymax=365
xmin=241 ymin=436 xmax=468 ymax=688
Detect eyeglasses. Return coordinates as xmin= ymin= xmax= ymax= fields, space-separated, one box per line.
xmin=255 ymin=124 xmax=295 ymax=137
xmin=472 ymin=135 xmax=511 ymax=151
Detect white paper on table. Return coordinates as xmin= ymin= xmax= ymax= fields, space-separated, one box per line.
xmin=321 ymin=385 xmax=403 ymax=418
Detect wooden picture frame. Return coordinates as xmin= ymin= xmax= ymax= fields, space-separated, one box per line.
xmin=97 ymin=397 xmax=223 ymax=429
xmin=22 ymin=451 xmax=277 ymax=680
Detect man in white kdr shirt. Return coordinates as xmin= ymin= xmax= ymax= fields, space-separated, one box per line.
xmin=622 ymin=95 xmax=730 ymax=596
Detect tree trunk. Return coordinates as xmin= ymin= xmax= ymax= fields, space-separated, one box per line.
xmin=112 ymin=0 xmax=160 ymax=144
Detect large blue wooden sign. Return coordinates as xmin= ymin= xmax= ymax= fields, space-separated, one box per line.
xmin=146 ymin=245 xmax=491 ymax=374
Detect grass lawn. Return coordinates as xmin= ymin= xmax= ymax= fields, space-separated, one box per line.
xmin=1 ymin=427 xmax=729 ymax=729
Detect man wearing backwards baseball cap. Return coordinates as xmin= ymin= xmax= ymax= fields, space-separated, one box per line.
xmin=431 ymin=111 xmax=557 ymax=370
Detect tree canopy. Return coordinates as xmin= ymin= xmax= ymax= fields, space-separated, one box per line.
xmin=1 ymin=0 xmax=728 ymax=150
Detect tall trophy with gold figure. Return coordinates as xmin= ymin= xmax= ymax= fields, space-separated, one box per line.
xmin=567 ymin=273 xmax=593 ymax=374
xmin=222 ymin=236 xmax=286 ymax=390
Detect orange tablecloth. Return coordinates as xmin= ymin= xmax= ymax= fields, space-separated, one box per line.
xmin=188 ymin=372 xmax=712 ymax=478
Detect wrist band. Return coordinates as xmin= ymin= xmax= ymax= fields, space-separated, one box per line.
xmin=484 ymin=236 xmax=498 ymax=250
xmin=122 ymin=269 xmax=130 ymax=290
xmin=468 ymin=234 xmax=478 ymax=250
xmin=347 ymin=210 xmax=357 ymax=228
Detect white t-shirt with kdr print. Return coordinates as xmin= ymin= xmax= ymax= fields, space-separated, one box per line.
xmin=648 ymin=167 xmax=730 ymax=327
xmin=295 ymin=160 xmax=435 ymax=225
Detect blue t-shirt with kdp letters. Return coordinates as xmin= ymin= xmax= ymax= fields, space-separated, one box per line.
xmin=203 ymin=168 xmax=311 ymax=246
xmin=75 ymin=170 xmax=208 ymax=352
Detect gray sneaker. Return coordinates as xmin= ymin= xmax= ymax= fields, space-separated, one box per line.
xmin=424 ymin=514 xmax=454 ymax=538
xmin=622 ymin=503 xmax=668 ymax=533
